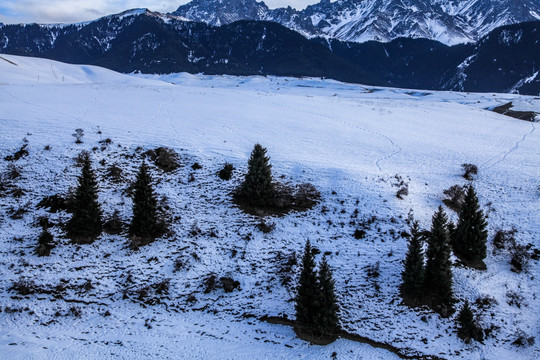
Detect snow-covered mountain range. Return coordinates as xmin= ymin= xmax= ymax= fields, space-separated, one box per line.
xmin=1 ymin=9 xmax=538 ymax=95
xmin=172 ymin=0 xmax=540 ymax=45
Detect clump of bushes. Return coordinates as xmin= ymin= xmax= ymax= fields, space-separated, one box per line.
xmin=492 ymin=228 xmax=532 ymax=273
xmin=443 ymin=184 xmax=466 ymax=212
xmin=203 ymin=274 xmax=240 ymax=293
xmin=144 ymin=147 xmax=179 ymax=172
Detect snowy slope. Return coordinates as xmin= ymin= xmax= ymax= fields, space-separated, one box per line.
xmin=0 ymin=55 xmax=539 ymax=360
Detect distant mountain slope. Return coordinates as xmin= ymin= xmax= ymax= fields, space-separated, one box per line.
xmin=0 ymin=10 xmax=375 ymax=84
xmin=0 ymin=10 xmax=538 ymax=95
xmin=172 ymin=0 xmax=540 ymax=46
xmin=441 ymin=21 xmax=540 ymax=94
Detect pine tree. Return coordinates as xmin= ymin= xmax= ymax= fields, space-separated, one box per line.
xmin=424 ymin=206 xmax=454 ymax=316
xmin=400 ymin=221 xmax=425 ymax=304
xmin=453 ymin=185 xmax=488 ymax=268
xmin=457 ymin=301 xmax=484 ymax=343
xmin=240 ymin=144 xmax=274 ymax=207
xmin=129 ymin=162 xmax=158 ymax=239
xmin=66 ymin=155 xmax=102 ymax=243
xmin=295 ymin=240 xmax=320 ymax=330
xmin=315 ymin=256 xmax=339 ymax=336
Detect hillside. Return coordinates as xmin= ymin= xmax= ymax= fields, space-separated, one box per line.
xmin=0 ymin=55 xmax=539 ymax=359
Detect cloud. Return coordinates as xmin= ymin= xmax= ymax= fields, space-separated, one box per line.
xmin=0 ymin=0 xmax=323 ymax=24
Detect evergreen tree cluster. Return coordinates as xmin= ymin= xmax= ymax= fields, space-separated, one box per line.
xmin=401 ymin=207 xmax=454 ymax=316
xmin=401 ymin=185 xmax=489 ymax=315
xmin=295 ymin=240 xmax=339 ymax=339
xmin=65 ymin=154 xmax=160 ymax=246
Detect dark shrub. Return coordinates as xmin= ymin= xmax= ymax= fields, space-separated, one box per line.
xmin=145 ymin=147 xmax=179 ymax=172
xmin=4 ymin=144 xmax=29 ymax=161
xmin=396 ymin=185 xmax=409 ymax=199
xmin=103 ymin=210 xmax=124 ymax=235
xmin=443 ymin=185 xmax=466 ymax=212
xmin=510 ymin=244 xmax=530 ymax=273
xmin=191 ymin=162 xmax=202 ymax=170
xmin=37 ymin=194 xmax=68 ymax=213
xmin=6 ymin=163 xmax=21 ymax=180
xmin=73 ymin=128 xmax=84 ymax=143
xmin=462 ymin=163 xmax=478 ymax=180
xmin=106 ymin=163 xmax=124 ymax=183
xmin=493 ymin=228 xmax=517 ymax=250
xmin=218 ymin=163 xmax=234 ymax=180
xmin=220 ymin=277 xmax=240 ymax=292
xmin=257 ymin=219 xmax=275 ymax=233
xmin=353 ymin=229 xmax=366 ymax=240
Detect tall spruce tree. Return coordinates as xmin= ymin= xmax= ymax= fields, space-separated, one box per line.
xmin=424 ymin=206 xmax=454 ymax=316
xmin=315 ymin=256 xmax=339 ymax=336
xmin=453 ymin=185 xmax=488 ymax=268
xmin=66 ymin=155 xmax=102 ymax=243
xmin=240 ymin=144 xmax=274 ymax=207
xmin=401 ymin=221 xmax=425 ymax=304
xmin=295 ymin=240 xmax=320 ymax=330
xmin=129 ymin=162 xmax=158 ymax=239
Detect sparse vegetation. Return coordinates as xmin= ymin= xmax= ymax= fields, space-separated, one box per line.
xmin=461 ymin=163 xmax=478 ymax=180
xmin=73 ymin=128 xmax=84 ymax=144
xmin=456 ymin=301 xmax=484 ymax=343
xmin=442 ymin=184 xmax=466 ymax=212
xmin=144 ymin=147 xmax=180 ymax=172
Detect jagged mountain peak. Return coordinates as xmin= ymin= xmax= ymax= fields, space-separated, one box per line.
xmin=172 ymin=0 xmax=540 ymax=45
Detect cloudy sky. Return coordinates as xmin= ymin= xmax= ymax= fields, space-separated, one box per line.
xmin=0 ymin=0 xmax=324 ymax=24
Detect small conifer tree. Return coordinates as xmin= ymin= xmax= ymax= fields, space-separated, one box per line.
xmin=129 ymin=162 xmax=158 ymax=239
xmin=453 ymin=185 xmax=488 ymax=268
xmin=401 ymin=221 xmax=425 ymax=304
xmin=316 ymin=256 xmax=339 ymax=336
xmin=457 ymin=301 xmax=484 ymax=343
xmin=295 ymin=240 xmax=320 ymax=329
xmin=240 ymin=144 xmax=274 ymax=207
xmin=424 ymin=206 xmax=454 ymax=316
xmin=66 ymin=155 xmax=102 ymax=242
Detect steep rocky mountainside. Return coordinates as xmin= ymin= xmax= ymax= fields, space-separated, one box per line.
xmin=172 ymin=0 xmax=540 ymax=45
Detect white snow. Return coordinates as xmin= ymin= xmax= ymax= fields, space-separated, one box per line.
xmin=0 ymin=55 xmax=539 ymax=360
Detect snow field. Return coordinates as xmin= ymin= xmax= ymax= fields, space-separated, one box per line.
xmin=0 ymin=55 xmax=539 ymax=359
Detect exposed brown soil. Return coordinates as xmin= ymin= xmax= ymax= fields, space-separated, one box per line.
xmin=491 ymin=102 xmax=537 ymax=122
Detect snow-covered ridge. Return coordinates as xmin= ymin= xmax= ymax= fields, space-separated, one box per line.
xmin=173 ymin=0 xmax=540 ymax=45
